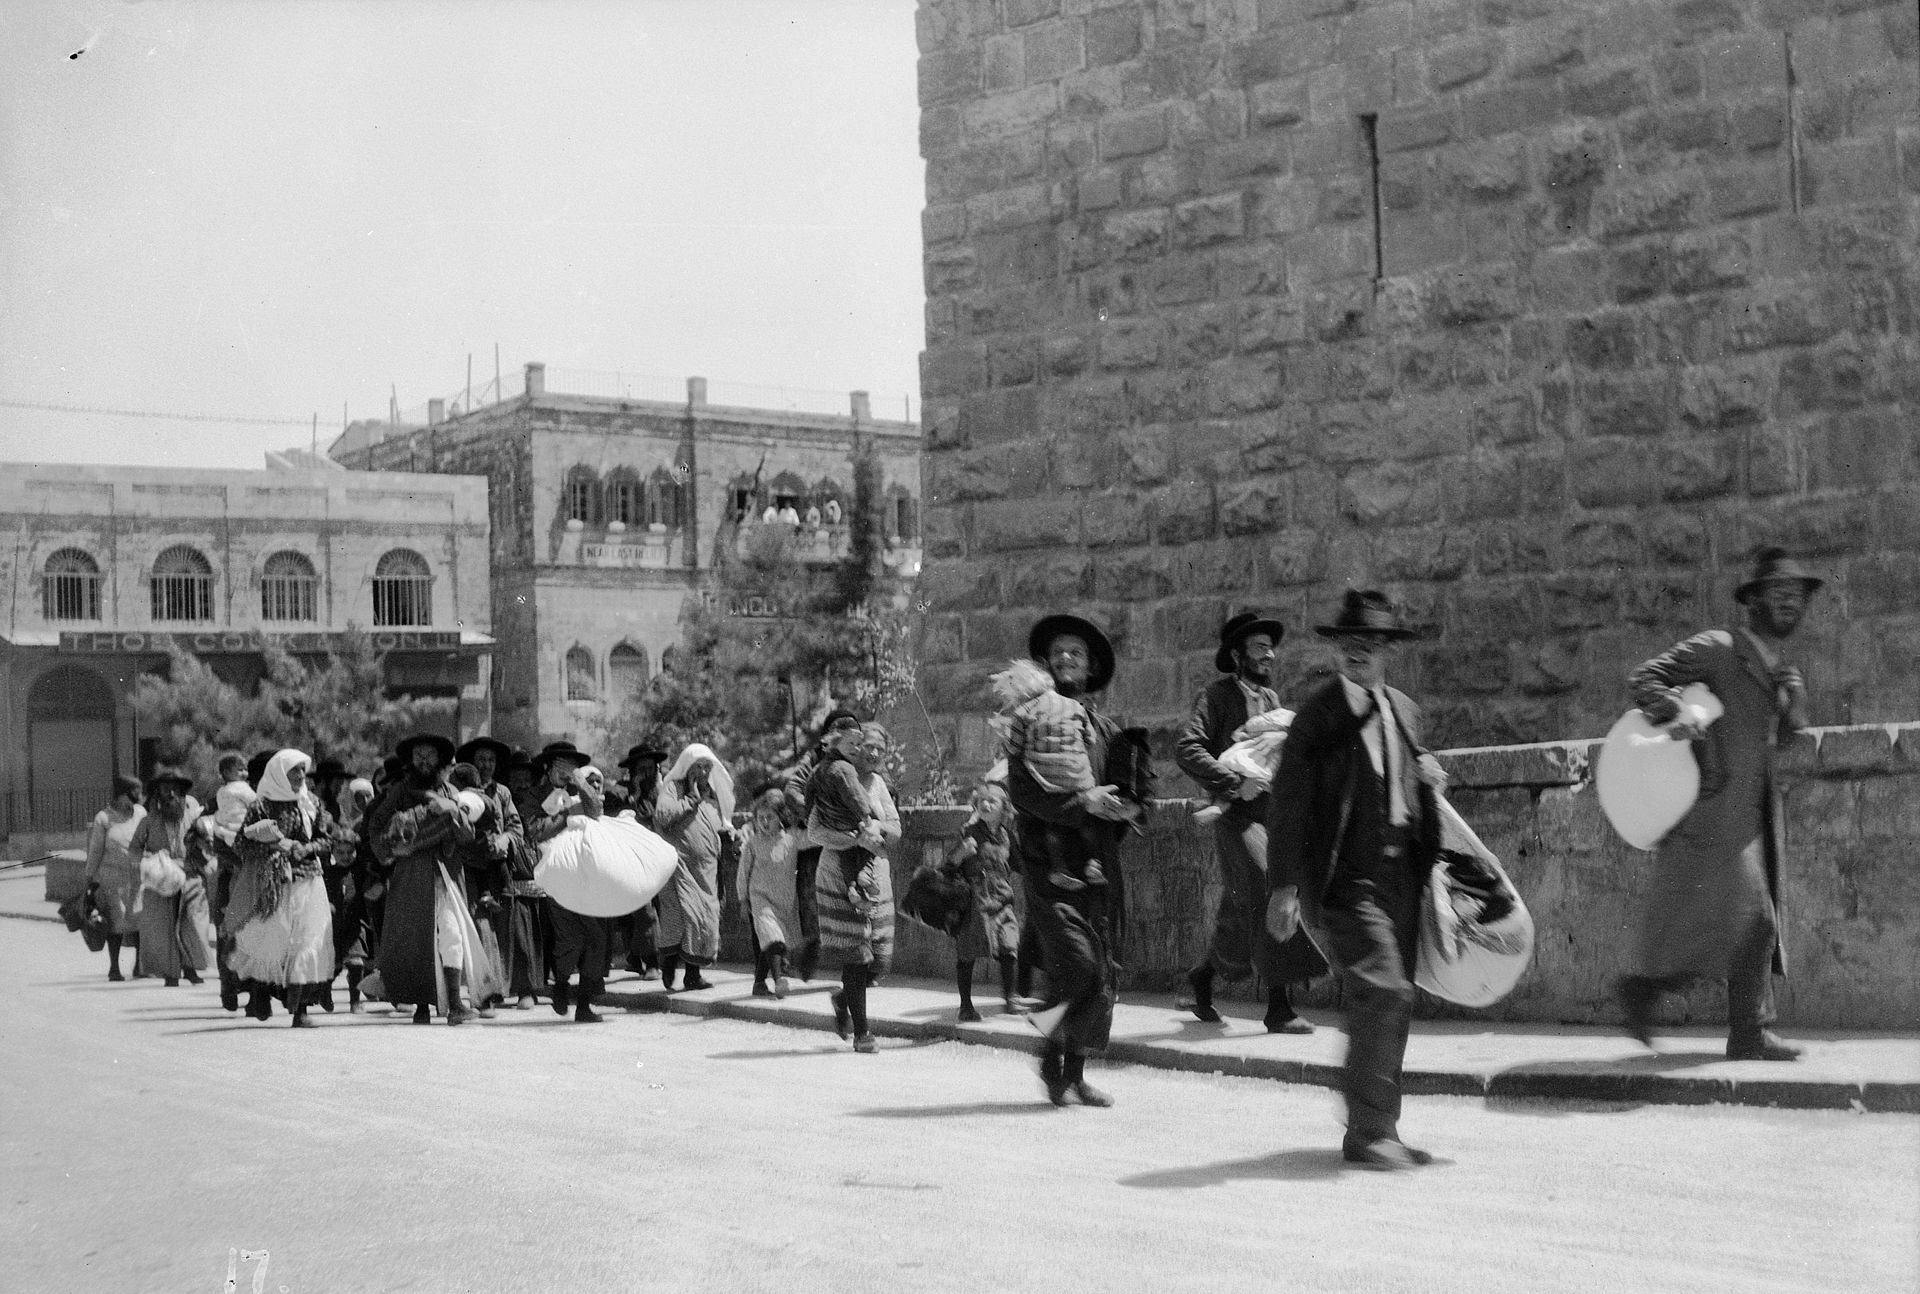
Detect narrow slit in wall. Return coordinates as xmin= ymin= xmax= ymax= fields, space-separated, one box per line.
xmin=1361 ymin=113 xmax=1385 ymax=286
xmin=1784 ymin=34 xmax=1802 ymax=214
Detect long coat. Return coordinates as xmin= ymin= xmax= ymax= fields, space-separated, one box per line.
xmin=1265 ymin=677 xmax=1440 ymax=932
xmin=1628 ymin=628 xmax=1795 ymax=977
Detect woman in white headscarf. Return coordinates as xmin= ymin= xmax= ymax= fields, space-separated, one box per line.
xmin=228 ymin=749 xmax=337 ymax=1028
xmin=651 ymin=743 xmax=734 ymax=991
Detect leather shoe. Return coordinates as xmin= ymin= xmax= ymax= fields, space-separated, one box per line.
xmin=1727 ymin=1030 xmax=1802 ymax=1061
xmin=957 ymin=1005 xmax=983 ymax=1023
xmin=1342 ymin=1137 xmax=1430 ymax=1171
xmin=1616 ymin=977 xmax=1657 ymax=1048
xmin=1264 ymin=1013 xmax=1315 ymax=1035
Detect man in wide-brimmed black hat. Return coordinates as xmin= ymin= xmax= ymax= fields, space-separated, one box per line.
xmin=1618 ymin=548 xmax=1823 ymax=1064
xmin=521 ymin=740 xmax=615 ymax=1022
xmin=1175 ymin=611 xmax=1327 ymax=1033
xmin=370 ymin=731 xmax=486 ymax=1025
xmin=608 ymin=739 xmax=670 ymax=977
xmin=455 ymin=736 xmax=541 ymax=1010
xmin=1266 ymin=590 xmax=1449 ymax=1171
xmin=1007 ymin=612 xmax=1135 ymax=1108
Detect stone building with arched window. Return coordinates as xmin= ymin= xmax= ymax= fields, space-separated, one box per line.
xmin=329 ymin=363 xmax=921 ymax=753
xmin=0 ymin=459 xmax=493 ymax=847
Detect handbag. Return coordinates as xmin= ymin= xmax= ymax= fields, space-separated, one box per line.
xmin=60 ymin=890 xmax=109 ymax=952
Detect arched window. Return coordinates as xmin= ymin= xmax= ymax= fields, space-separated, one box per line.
xmin=564 ymin=645 xmax=597 ymax=701
xmin=372 ymin=549 xmax=432 ymax=626
xmin=42 ymin=548 xmax=102 ymax=621
xmin=645 ymin=468 xmax=680 ymax=529
xmin=563 ymin=466 xmax=601 ymax=525
xmin=606 ymin=469 xmax=643 ymax=527
xmin=150 ymin=545 xmax=214 ymax=622
xmin=608 ymin=642 xmax=649 ymax=699
xmin=260 ymin=550 xmax=319 ymax=622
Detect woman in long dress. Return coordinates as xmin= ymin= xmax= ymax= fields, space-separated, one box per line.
xmin=228 ymin=750 xmax=337 ymax=1028
xmin=82 ymin=776 xmax=146 ymax=981
xmin=126 ymin=767 xmax=212 ymax=987
xmin=652 ymin=744 xmax=733 ymax=992
xmin=810 ymin=722 xmax=901 ymax=1054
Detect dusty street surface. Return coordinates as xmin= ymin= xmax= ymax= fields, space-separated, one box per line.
xmin=4 ymin=918 xmax=1914 ymax=1294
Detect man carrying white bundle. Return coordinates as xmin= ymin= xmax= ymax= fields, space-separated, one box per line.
xmin=1618 ymin=548 xmax=1823 ymax=1062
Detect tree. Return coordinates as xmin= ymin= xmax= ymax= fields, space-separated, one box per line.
xmin=132 ymin=630 xmax=457 ymax=793
xmin=610 ymin=439 xmax=956 ymax=806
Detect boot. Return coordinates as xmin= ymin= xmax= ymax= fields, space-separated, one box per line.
xmin=956 ymin=961 xmax=980 ymax=1022
xmin=830 ymin=989 xmax=851 ymax=1040
xmin=1040 ymin=1042 xmax=1070 ymax=1106
xmin=412 ymin=1003 xmax=433 ymax=1025
xmin=444 ymin=969 xmax=477 ymax=1025
xmin=316 ymin=981 xmax=335 ymax=1013
xmin=1065 ymin=1052 xmax=1112 ymax=1107
xmin=182 ymin=968 xmax=203 ymax=986
xmin=574 ymin=979 xmax=605 ymax=1024
xmin=659 ymin=955 xmax=679 ymax=992
xmin=551 ymin=975 xmax=572 ymax=1016
xmin=683 ymin=968 xmax=712 ymax=992
xmin=1179 ymin=964 xmax=1222 ymax=1023
xmin=219 ymin=969 xmax=240 ymax=1012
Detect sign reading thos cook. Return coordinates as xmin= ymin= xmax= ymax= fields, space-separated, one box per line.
xmin=59 ymin=630 xmax=467 ymax=654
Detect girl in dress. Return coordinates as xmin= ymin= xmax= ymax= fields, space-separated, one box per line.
xmin=82 ymin=776 xmax=146 ymax=981
xmin=229 ymin=750 xmax=337 ymax=1028
xmin=949 ymin=782 xmax=1024 ymax=1021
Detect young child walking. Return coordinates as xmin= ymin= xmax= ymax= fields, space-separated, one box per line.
xmin=735 ymin=790 xmax=800 ymax=998
xmin=949 ymin=782 xmax=1025 ymax=1021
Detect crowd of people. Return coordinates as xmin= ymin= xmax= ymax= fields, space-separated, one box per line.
xmin=75 ymin=545 xmax=1821 ymax=1166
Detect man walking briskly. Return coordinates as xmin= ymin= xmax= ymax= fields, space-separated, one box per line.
xmin=1266 ymin=591 xmax=1449 ymax=1171
xmin=1175 ymin=612 xmax=1327 ymax=1033
xmin=1617 ymin=548 xmax=1820 ymax=1062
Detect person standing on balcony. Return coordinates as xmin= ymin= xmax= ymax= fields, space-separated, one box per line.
xmin=82 ymin=775 xmax=146 ymax=982
xmin=1265 ymin=590 xmax=1449 ymax=1171
xmin=1175 ymin=612 xmax=1326 ymax=1033
xmin=1617 ymin=548 xmax=1822 ymax=1063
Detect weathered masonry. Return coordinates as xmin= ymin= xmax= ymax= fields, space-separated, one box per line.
xmin=914 ymin=0 xmax=1919 ymax=774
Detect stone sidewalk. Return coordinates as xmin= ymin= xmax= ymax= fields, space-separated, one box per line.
xmin=6 ymin=861 xmax=1915 ymax=1112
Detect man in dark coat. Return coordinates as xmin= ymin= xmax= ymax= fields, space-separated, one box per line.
xmin=1617 ymin=548 xmax=1820 ymax=1062
xmin=1175 ymin=611 xmax=1327 ymax=1032
xmin=522 ymin=741 xmax=612 ymax=1023
xmin=613 ymin=740 xmax=668 ymax=977
xmin=370 ymin=733 xmax=481 ymax=1025
xmin=1266 ymin=591 xmax=1448 ymax=1171
xmin=1006 ymin=613 xmax=1138 ymax=1108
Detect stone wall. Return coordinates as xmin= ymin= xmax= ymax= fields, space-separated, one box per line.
xmin=914 ymin=0 xmax=1920 ymax=772
xmin=872 ymin=722 xmax=1920 ymax=1028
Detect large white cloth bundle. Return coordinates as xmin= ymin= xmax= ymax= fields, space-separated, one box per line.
xmin=534 ymin=815 xmax=679 ymax=917
xmin=1596 ymin=682 xmax=1724 ymax=851
xmin=139 ymin=849 xmax=187 ymax=897
xmin=1414 ymin=796 xmax=1534 ymax=1008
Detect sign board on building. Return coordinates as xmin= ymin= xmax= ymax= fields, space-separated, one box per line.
xmin=579 ymin=543 xmax=671 ymax=568
xmin=58 ymin=630 xmax=468 ymax=654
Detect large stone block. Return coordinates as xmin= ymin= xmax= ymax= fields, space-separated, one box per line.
xmin=1339 ymin=460 xmax=1448 ymax=526
xmin=974 ymin=496 xmax=1082 ymax=551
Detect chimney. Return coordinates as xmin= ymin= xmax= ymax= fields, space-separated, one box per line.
xmin=525 ymin=362 xmax=546 ymax=397
xmin=850 ymin=390 xmax=871 ymax=423
xmin=427 ymin=398 xmax=444 ymax=426
xmin=687 ymin=376 xmax=707 ymax=408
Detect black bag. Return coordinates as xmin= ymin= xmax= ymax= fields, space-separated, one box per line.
xmin=59 ymin=890 xmax=108 ymax=953
xmin=1103 ymin=727 xmax=1157 ymax=808
xmin=899 ymin=864 xmax=973 ymax=939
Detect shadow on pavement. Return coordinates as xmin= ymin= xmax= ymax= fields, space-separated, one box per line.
xmin=705 ymin=1044 xmax=858 ymax=1060
xmin=1118 ymin=1147 xmax=1349 ymax=1188
xmin=848 ymin=1100 xmax=1057 ymax=1119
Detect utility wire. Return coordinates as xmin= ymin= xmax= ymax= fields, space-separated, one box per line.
xmin=0 ymin=398 xmax=313 ymax=427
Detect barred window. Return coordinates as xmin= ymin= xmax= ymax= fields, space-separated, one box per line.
xmin=563 ymin=466 xmax=601 ymax=525
xmin=42 ymin=548 xmax=102 ymax=621
xmin=150 ymin=545 xmax=214 ymax=622
xmin=609 ymin=641 xmax=649 ymax=699
xmin=372 ymin=549 xmax=431 ymax=626
xmin=607 ymin=470 xmax=643 ymax=527
xmin=260 ymin=550 xmax=318 ymax=622
xmin=646 ymin=469 xmax=679 ymax=529
xmin=565 ymin=645 xmax=597 ymax=701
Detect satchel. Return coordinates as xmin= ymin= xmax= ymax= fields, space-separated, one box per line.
xmin=1414 ymin=797 xmax=1534 ymax=1008
xmin=899 ymin=863 xmax=973 ymax=938
xmin=60 ymin=890 xmax=109 ymax=952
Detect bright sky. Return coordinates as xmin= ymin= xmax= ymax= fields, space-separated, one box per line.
xmin=0 ymin=0 xmax=925 ymax=469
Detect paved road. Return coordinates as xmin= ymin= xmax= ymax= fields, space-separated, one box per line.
xmin=3 ymin=920 xmax=1915 ymax=1294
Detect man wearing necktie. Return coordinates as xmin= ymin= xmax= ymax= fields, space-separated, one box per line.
xmin=1265 ymin=590 xmax=1450 ymax=1170
xmin=1618 ymin=548 xmax=1822 ymax=1062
